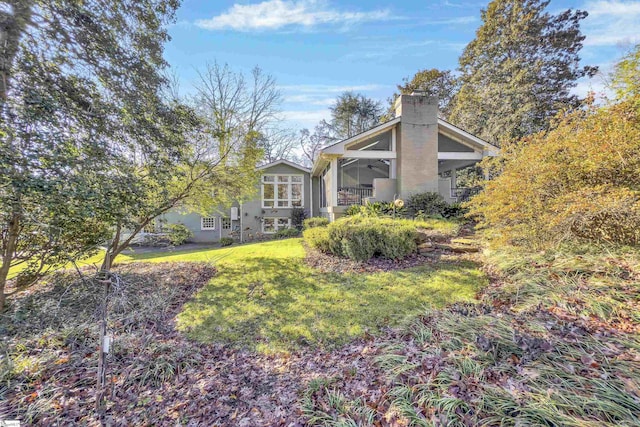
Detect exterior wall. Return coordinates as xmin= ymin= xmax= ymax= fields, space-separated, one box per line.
xmin=438 ymin=133 xmax=474 ymax=152
xmin=372 ymin=178 xmax=397 ymax=202
xmin=395 ymin=95 xmax=439 ymax=198
xmin=162 ymin=162 xmax=310 ymax=243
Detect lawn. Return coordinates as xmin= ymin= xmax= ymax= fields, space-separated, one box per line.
xmin=110 ymin=238 xmax=485 ymax=353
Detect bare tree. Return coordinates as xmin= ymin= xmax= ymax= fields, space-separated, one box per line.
xmin=194 ymin=62 xmax=281 ymax=159
xmin=258 ymin=127 xmax=298 ymax=164
xmin=299 ymin=120 xmax=335 ymax=167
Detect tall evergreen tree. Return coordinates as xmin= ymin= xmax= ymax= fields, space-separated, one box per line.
xmin=329 ymin=92 xmax=383 ymax=139
xmin=449 ymin=0 xmax=597 ymax=145
xmin=390 ymin=68 xmax=459 ymax=118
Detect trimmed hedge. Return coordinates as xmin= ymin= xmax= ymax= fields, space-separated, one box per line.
xmin=304 ymin=216 xmax=418 ymax=262
xmin=303 ymin=217 xmax=330 ymax=229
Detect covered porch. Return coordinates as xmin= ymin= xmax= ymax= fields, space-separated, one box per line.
xmin=316 ymin=122 xmax=399 ymax=218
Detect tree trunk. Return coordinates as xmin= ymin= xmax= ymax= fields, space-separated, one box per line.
xmin=0 ymin=212 xmax=20 ymax=312
xmin=0 ymin=1 xmax=34 ymax=104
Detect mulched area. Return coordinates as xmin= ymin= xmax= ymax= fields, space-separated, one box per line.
xmin=304 ymin=244 xmax=443 ymax=274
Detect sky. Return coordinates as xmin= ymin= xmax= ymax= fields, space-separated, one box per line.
xmin=165 ymin=0 xmax=640 ymax=130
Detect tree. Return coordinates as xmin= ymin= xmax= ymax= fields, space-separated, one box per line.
xmin=0 ymin=0 xmax=183 ymax=310
xmin=194 ymin=63 xmax=281 ymax=160
xmin=390 ymin=69 xmax=459 ymax=117
xmin=611 ymin=43 xmax=640 ymax=110
xmin=329 ymin=92 xmax=383 ymax=139
xmin=449 ymin=0 xmax=597 ymax=146
xmin=257 ymin=127 xmax=298 ymax=164
xmin=101 ymin=63 xmax=285 ymax=269
xmin=299 ymin=120 xmax=335 ymax=166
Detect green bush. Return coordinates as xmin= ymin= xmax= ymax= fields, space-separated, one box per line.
xmin=274 ymin=227 xmax=300 ymax=239
xmin=303 ymin=217 xmax=329 ymax=229
xmin=441 ymin=203 xmax=468 ymax=219
xmin=220 ymin=237 xmax=234 ymax=246
xmin=303 ymin=227 xmax=331 ymax=253
xmin=344 ymin=201 xmax=407 ymax=218
xmin=304 ymin=216 xmax=418 ymax=261
xmin=164 ymin=223 xmax=193 ymax=245
xmin=406 ymin=192 xmax=448 ymax=217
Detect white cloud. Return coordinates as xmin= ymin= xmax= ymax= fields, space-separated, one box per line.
xmin=582 ymin=1 xmax=640 ymax=46
xmin=195 ymin=0 xmax=394 ymax=31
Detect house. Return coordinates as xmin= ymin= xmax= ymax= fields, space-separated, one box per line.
xmin=162 ymin=93 xmax=498 ymax=242
xmin=161 ymin=159 xmax=312 ymax=243
xmin=310 ymin=93 xmax=499 ymax=221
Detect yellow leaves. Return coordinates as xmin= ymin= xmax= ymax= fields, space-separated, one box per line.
xmin=468 ymin=98 xmax=640 ymax=247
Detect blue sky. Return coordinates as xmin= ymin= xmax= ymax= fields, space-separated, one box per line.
xmin=165 ymin=0 xmax=640 ymax=130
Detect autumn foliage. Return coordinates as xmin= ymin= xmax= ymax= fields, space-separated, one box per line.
xmin=469 ymin=98 xmax=640 ymax=247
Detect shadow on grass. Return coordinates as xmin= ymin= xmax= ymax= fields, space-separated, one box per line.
xmin=177 ymin=256 xmax=487 ymax=353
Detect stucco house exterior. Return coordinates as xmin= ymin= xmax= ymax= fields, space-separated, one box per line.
xmin=160 ymin=93 xmax=498 ymax=243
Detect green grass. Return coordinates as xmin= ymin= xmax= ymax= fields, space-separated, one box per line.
xmin=104 ymin=238 xmax=485 ymax=353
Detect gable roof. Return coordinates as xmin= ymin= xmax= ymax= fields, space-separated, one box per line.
xmin=320 ymin=117 xmax=401 ymax=155
xmin=310 ymin=116 xmax=499 ymax=175
xmin=257 ymin=159 xmax=311 ymax=173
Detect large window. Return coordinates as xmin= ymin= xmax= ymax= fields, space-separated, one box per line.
xmin=262 ymin=174 xmax=303 ymax=208
xmin=262 ymin=217 xmax=291 ymax=233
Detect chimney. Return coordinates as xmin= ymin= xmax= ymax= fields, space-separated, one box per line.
xmin=394 ymin=94 xmax=439 ymax=198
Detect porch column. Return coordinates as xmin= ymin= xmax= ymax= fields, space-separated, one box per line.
xmin=390 ymin=127 xmax=397 ymax=179
xmin=450 ymin=168 xmax=457 ymax=189
xmin=330 ymin=157 xmax=338 ymax=206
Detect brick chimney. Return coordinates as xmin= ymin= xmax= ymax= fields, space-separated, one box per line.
xmin=393 ymin=94 xmax=439 ymax=198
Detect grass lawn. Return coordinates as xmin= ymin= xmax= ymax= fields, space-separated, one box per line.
xmin=108 ymin=238 xmax=486 ymax=353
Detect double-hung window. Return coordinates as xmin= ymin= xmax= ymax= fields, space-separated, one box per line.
xmin=262 ymin=174 xmax=303 ymax=208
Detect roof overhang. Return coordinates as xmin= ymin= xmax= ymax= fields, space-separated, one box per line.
xmin=257 ymin=159 xmax=310 ymax=173
xmin=311 ymin=117 xmax=400 ymax=176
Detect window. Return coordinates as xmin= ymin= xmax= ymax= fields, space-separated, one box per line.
xmin=262 ymin=217 xmax=291 ymax=234
xmin=201 ymin=217 xmax=216 ymax=230
xmin=262 ymin=174 xmax=303 ymax=208
xmin=221 ymin=217 xmax=231 ymax=230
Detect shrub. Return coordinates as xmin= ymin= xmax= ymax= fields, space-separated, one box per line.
xmin=164 ymin=223 xmax=193 ymax=246
xmin=345 ymin=201 xmax=408 ymax=218
xmin=406 ymin=192 xmax=448 ymax=217
xmin=440 ymin=203 xmax=468 ymax=219
xmin=303 ymin=227 xmax=331 ymax=253
xmin=220 ymin=237 xmax=234 ymax=246
xmin=469 ymin=97 xmax=640 ymax=247
xmin=291 ymin=207 xmax=307 ymax=230
xmin=344 ymin=204 xmax=364 ymax=216
xmin=303 ymin=217 xmax=329 ymax=229
xmin=304 ymin=216 xmax=418 ymax=261
xmin=274 ymin=228 xmax=300 ymax=239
